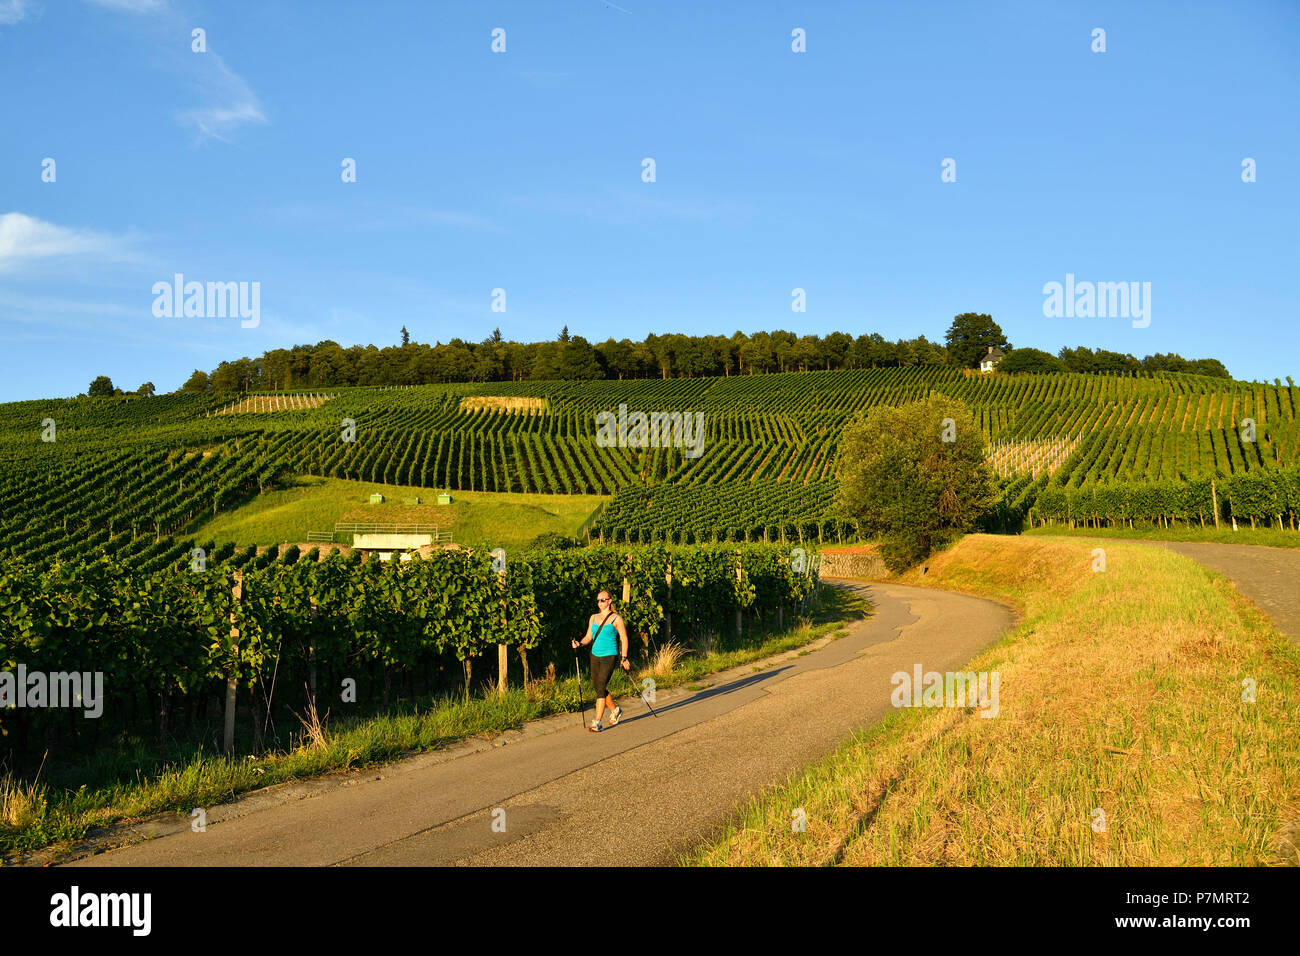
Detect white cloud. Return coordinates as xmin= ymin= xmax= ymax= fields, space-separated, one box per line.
xmin=0 ymin=212 xmax=133 ymax=272
xmin=84 ymin=0 xmax=167 ymax=13
xmin=177 ymin=53 xmax=267 ymax=141
xmin=0 ymin=0 xmax=30 ymax=26
xmin=81 ymin=0 xmax=264 ymax=142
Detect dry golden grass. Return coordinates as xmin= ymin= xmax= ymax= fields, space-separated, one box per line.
xmin=2 ymin=750 xmax=53 ymax=833
xmin=648 ymin=641 xmax=691 ymax=677
xmin=293 ymin=689 xmax=331 ymax=751
xmin=0 ymin=770 xmax=49 ymax=831
xmin=687 ymin=534 xmax=1300 ymax=866
xmin=459 ymin=396 xmax=547 ymax=415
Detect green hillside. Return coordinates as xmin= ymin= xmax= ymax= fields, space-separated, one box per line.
xmin=2 ymin=366 xmax=1299 ymax=565
xmin=194 ymin=477 xmax=606 ymax=550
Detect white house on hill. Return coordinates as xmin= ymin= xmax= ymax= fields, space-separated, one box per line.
xmin=979 ymin=346 xmax=1004 ymax=372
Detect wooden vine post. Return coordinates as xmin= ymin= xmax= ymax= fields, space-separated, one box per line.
xmin=778 ymin=548 xmax=785 ymax=631
xmin=308 ymin=592 xmax=318 ymax=713
xmin=664 ymin=558 xmax=673 ymax=644
xmin=497 ymin=563 xmax=508 ymax=697
xmin=735 ymin=550 xmax=743 ymax=640
xmin=622 ymin=556 xmax=645 ymax=654
xmin=223 ymin=570 xmax=242 ymax=756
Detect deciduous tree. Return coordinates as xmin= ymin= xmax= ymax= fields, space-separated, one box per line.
xmin=838 ymin=395 xmax=998 ymax=571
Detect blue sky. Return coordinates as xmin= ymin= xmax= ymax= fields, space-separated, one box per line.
xmin=1 ymin=0 xmax=1297 ymax=401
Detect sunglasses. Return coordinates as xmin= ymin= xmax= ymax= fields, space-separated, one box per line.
xmin=598 ymin=597 xmax=611 ymax=603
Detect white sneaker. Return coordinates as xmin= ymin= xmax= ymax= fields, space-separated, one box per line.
xmin=608 ymin=706 xmax=623 ymax=726
xmin=588 ymin=719 xmax=602 ymax=733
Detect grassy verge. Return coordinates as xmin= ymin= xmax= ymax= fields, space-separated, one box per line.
xmin=1024 ymin=523 xmax=1300 ymax=550
xmin=684 ymin=534 xmax=1300 ymax=866
xmin=192 ymin=476 xmax=608 ymax=549
xmin=1 ymin=585 xmax=868 ymax=860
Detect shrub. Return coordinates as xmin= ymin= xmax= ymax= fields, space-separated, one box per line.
xmin=837 ymin=395 xmax=998 ymax=572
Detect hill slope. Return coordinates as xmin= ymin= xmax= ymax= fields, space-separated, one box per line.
xmin=2 ymin=367 xmax=1298 ymax=564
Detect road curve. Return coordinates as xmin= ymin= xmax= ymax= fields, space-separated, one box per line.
xmin=64 ymin=579 xmax=1014 ymax=867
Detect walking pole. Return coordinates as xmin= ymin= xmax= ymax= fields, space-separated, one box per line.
xmin=623 ymin=664 xmax=658 ymax=718
xmin=574 ymin=652 xmax=586 ymax=728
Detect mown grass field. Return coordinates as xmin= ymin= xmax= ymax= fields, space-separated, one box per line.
xmin=685 ymin=534 xmax=1300 ymax=866
xmin=192 ymin=476 xmax=608 ymax=549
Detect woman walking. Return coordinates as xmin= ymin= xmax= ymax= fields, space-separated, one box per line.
xmin=572 ymin=590 xmax=631 ymax=732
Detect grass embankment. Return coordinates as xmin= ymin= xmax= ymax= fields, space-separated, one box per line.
xmin=1025 ymin=523 xmax=1300 ymax=550
xmin=192 ymin=476 xmax=608 ymax=550
xmin=686 ymin=534 xmax=1300 ymax=866
xmin=1 ymin=586 xmax=868 ymax=860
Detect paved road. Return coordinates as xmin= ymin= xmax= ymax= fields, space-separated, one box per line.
xmin=1118 ymin=540 xmax=1300 ymax=642
xmin=65 ymin=580 xmax=1014 ymax=867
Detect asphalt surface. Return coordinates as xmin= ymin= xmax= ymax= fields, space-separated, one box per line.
xmin=65 ymin=579 xmax=1015 ymax=867
xmin=1117 ymin=540 xmax=1300 ymax=642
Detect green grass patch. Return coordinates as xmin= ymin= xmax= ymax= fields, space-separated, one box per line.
xmin=1024 ymin=523 xmax=1300 ymax=550
xmin=192 ymin=476 xmax=608 ymax=550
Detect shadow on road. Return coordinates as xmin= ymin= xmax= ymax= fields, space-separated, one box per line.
xmin=613 ymin=665 xmax=794 ymax=727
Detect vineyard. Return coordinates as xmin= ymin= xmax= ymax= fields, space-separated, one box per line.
xmin=987 ymin=437 xmax=1082 ymax=478
xmin=0 ymin=543 xmax=819 ymax=765
xmin=5 ymin=363 xmax=1300 ymax=795
xmin=213 ymin=393 xmax=334 ymax=415
xmin=3 ymin=367 xmax=1300 ymax=568
xmin=591 ymin=481 xmax=846 ymax=544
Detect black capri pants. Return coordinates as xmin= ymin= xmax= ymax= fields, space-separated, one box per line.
xmin=590 ymin=653 xmax=619 ymax=698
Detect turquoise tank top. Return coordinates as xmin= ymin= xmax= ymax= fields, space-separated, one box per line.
xmin=590 ymin=617 xmax=619 ymax=656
